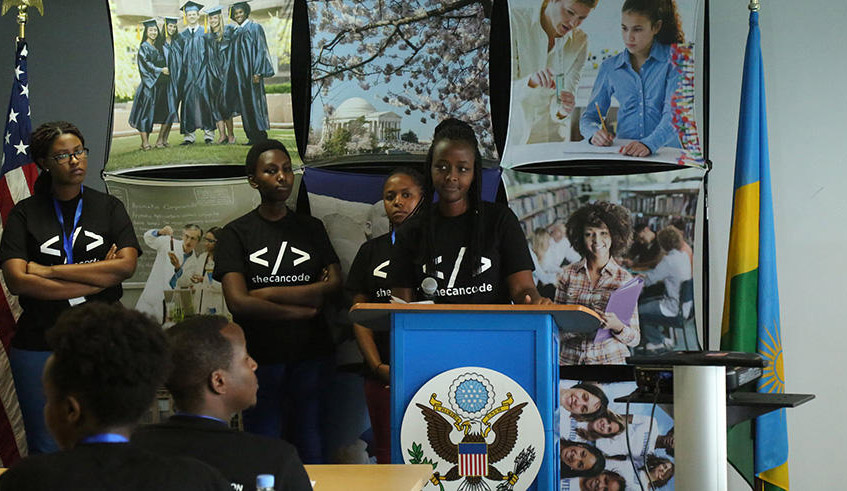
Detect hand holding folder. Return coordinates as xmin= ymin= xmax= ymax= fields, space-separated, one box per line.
xmin=594 ymin=277 xmax=644 ymax=343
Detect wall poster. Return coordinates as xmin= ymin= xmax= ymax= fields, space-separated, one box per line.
xmin=559 ymin=379 xmax=675 ymax=490
xmin=106 ymin=1 xmax=297 ymax=323
xmin=304 ymin=0 xmax=496 ymax=163
xmin=504 ymin=165 xmax=704 ymax=364
xmin=501 ymin=0 xmax=704 ymax=168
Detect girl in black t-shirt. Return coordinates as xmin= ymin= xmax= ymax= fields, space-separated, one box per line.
xmin=214 ymin=139 xmax=341 ymax=463
xmin=346 ymin=166 xmax=424 ymax=464
xmin=388 ymin=119 xmax=550 ymax=305
xmin=0 ymin=121 xmax=141 ymax=454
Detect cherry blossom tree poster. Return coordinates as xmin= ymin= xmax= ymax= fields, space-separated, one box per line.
xmin=304 ymin=0 xmax=497 ymax=163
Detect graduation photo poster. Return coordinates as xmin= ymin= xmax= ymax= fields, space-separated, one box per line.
xmin=501 ymin=0 xmax=704 ymax=169
xmin=558 ymin=379 xmax=676 ymax=490
xmin=503 ymin=166 xmax=703 ymax=363
xmin=304 ymin=0 xmax=497 ymax=164
xmin=107 ymin=0 xmax=298 ymax=172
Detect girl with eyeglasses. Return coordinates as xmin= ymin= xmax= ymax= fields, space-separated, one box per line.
xmin=0 ymin=121 xmax=141 ymax=454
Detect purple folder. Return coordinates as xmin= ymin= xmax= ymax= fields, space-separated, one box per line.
xmin=594 ymin=276 xmax=644 ymax=343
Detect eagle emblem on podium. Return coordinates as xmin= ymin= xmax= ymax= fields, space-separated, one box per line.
xmin=402 ymin=370 xmax=544 ymax=491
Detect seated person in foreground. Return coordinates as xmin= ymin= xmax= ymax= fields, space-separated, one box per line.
xmin=0 ymin=303 xmax=230 ymax=491
xmin=132 ymin=315 xmax=312 ymax=491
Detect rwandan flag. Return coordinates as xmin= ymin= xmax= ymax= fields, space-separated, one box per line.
xmin=720 ymin=8 xmax=789 ymax=491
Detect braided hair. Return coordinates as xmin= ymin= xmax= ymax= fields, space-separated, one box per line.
xmin=420 ymin=119 xmax=485 ymax=277
xmin=30 ymin=121 xmax=86 ymax=195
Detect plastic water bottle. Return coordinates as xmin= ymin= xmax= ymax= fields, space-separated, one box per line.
xmin=256 ymin=474 xmax=275 ymax=491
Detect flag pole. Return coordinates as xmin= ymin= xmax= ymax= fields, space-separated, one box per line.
xmin=0 ymin=0 xmax=45 ymax=39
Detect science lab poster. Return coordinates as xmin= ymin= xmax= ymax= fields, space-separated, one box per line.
xmin=502 ymin=0 xmax=704 ymax=168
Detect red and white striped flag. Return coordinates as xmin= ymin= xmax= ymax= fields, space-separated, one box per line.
xmin=458 ymin=442 xmax=488 ymax=477
xmin=0 ymin=38 xmax=39 ymax=465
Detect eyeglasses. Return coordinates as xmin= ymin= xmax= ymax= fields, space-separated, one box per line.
xmin=51 ymin=148 xmax=89 ymax=164
xmin=203 ymin=237 xmax=217 ymax=243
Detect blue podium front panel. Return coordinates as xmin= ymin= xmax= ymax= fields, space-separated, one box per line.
xmin=391 ymin=311 xmax=559 ymax=491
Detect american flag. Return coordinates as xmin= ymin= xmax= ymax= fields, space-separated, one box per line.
xmin=0 ymin=39 xmax=39 ymax=466
xmin=458 ymin=442 xmax=488 ymax=477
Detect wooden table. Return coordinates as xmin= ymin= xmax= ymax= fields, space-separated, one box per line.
xmin=305 ymin=464 xmax=432 ymax=491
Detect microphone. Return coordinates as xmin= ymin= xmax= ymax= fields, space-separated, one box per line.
xmin=420 ymin=277 xmax=438 ymax=300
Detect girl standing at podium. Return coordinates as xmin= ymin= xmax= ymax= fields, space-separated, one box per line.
xmin=388 ymin=119 xmax=550 ymax=305
xmin=555 ymin=201 xmax=640 ymax=364
xmin=347 ymin=167 xmax=424 ymax=464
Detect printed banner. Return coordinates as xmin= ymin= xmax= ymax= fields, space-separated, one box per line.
xmin=504 ymin=166 xmax=703 ymax=364
xmin=103 ymin=170 xmax=294 ymax=325
xmin=559 ymin=379 xmax=675 ymax=490
xmin=501 ymin=0 xmax=704 ymax=168
xmin=107 ymin=1 xmax=297 ymax=172
xmin=305 ymin=0 xmax=496 ymax=163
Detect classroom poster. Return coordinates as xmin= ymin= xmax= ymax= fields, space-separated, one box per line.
xmin=503 ymin=166 xmax=704 ymax=362
xmin=107 ymin=1 xmax=296 ymax=172
xmin=559 ymin=379 xmax=676 ymax=490
xmin=103 ymin=169 xmax=292 ymax=325
xmin=501 ymin=0 xmax=704 ymax=168
xmin=304 ymin=0 xmax=496 ymax=164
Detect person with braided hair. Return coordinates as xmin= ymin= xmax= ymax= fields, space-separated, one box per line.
xmin=0 ymin=121 xmax=140 ymax=454
xmin=388 ymin=118 xmax=549 ymax=306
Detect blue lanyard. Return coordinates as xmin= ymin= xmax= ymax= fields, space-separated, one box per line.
xmin=52 ymin=186 xmax=83 ymax=264
xmin=80 ymin=433 xmax=128 ymax=444
xmin=390 ymin=229 xmax=396 ymax=245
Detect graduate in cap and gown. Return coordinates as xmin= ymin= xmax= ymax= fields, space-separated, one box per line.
xmin=178 ymin=1 xmax=216 ymax=145
xmin=154 ymin=16 xmax=183 ymax=148
xmin=128 ymin=19 xmax=168 ymax=151
xmin=205 ymin=6 xmax=237 ymax=144
xmin=227 ymin=1 xmax=275 ymax=145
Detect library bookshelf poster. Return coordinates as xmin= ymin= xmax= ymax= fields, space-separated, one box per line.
xmin=107 ymin=1 xmax=295 ymax=172
xmin=558 ymin=379 xmax=676 ymax=490
xmin=501 ymin=0 xmax=704 ymax=169
xmin=304 ymin=0 xmax=496 ymax=164
xmin=503 ymin=165 xmax=704 ymax=358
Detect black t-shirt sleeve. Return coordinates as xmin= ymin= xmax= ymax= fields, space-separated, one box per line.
xmin=108 ymin=197 xmax=142 ymax=254
xmin=212 ymin=224 xmax=246 ymax=281
xmin=0 ymin=204 xmax=30 ymax=263
xmin=310 ymin=217 xmax=340 ymax=267
xmin=497 ymin=205 xmax=535 ymax=276
xmin=346 ymin=238 xmax=372 ymax=295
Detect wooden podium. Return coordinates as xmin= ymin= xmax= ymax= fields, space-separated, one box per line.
xmin=350 ymin=303 xmax=602 ymax=491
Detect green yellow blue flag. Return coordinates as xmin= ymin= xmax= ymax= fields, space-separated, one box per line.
xmin=720 ymin=8 xmax=789 ymax=491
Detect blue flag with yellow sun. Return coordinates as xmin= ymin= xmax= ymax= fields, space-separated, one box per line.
xmin=720 ymin=8 xmax=789 ymax=491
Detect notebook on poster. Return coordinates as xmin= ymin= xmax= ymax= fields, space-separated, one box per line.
xmin=594 ymin=277 xmax=644 ymax=343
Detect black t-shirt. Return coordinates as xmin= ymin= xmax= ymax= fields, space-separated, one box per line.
xmin=213 ymin=208 xmax=340 ymax=364
xmin=132 ymin=415 xmax=313 ymax=491
xmin=388 ymin=201 xmax=534 ymax=304
xmin=346 ymin=233 xmax=393 ymax=361
xmin=0 ymin=442 xmax=230 ymax=491
xmin=0 ymin=187 xmax=141 ymax=350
